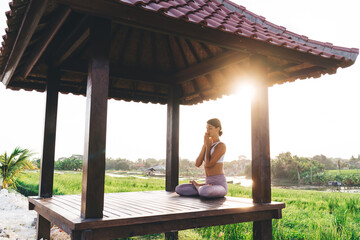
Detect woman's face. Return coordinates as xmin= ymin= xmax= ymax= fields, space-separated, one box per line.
xmin=206 ymin=123 xmax=220 ymax=138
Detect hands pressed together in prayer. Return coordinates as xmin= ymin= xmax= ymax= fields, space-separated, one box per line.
xmin=204 ymin=132 xmax=212 ymax=148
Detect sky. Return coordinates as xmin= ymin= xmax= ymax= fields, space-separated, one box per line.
xmin=0 ymin=0 xmax=359 ymax=162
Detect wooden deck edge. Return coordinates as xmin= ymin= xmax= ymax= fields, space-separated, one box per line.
xmin=80 ymin=209 xmax=281 ymax=239
xmin=72 ymin=203 xmax=285 ymax=230
xmin=28 ymin=196 xmax=77 ymax=233
xmin=28 ymin=195 xmax=285 ymax=232
xmin=28 ymin=193 xmax=286 ymax=239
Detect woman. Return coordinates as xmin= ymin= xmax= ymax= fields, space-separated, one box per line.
xmin=175 ymin=118 xmax=227 ymax=198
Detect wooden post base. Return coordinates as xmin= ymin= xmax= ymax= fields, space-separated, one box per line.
xmin=165 ymin=231 xmax=178 ymax=240
xmin=253 ymin=219 xmax=272 ymax=240
xmin=36 ymin=214 xmax=51 ymax=240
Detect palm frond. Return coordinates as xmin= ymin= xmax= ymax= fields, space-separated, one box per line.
xmin=0 ymin=147 xmax=33 ymax=189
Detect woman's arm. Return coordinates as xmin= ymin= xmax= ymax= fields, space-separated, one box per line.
xmin=204 ymin=143 xmax=226 ymax=168
xmin=195 ymin=132 xmax=211 ymax=167
xmin=195 ymin=145 xmax=206 ymax=167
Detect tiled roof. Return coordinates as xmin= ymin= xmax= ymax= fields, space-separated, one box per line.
xmin=115 ymin=0 xmax=358 ymax=62
xmin=0 ymin=0 xmax=358 ymax=105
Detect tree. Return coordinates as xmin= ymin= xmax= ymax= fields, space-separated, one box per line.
xmin=31 ymin=158 xmax=41 ymax=169
xmin=271 ymin=152 xmax=297 ymax=180
xmin=55 ymin=156 xmax=83 ymax=171
xmin=0 ymin=147 xmax=33 ymax=189
xmin=349 ymin=155 xmax=360 ymax=177
xmin=312 ymin=155 xmax=336 ymax=170
xmin=271 ymin=152 xmax=324 ymax=184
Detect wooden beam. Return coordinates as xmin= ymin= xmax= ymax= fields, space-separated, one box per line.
xmin=60 ymin=62 xmax=169 ymax=85
xmin=166 ymin=83 xmax=180 ymax=191
xmin=175 ymin=51 xmax=248 ymax=84
xmin=250 ymin=55 xmax=272 ymax=240
xmin=81 ymin=17 xmax=111 ymax=219
xmin=18 ymin=6 xmax=71 ymax=79
xmin=1 ymin=0 xmax=48 ymax=86
xmin=52 ymin=16 xmax=89 ymax=67
xmin=56 ymin=0 xmax=342 ymax=69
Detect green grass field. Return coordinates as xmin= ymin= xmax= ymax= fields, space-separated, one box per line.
xmin=17 ymin=172 xmax=360 ymax=240
xmin=326 ymin=169 xmax=360 ymax=176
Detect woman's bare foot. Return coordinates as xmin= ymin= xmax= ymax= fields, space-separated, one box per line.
xmin=190 ymin=180 xmax=202 ymax=193
xmin=189 ymin=180 xmax=199 ymax=187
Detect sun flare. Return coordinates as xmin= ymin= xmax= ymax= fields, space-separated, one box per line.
xmin=236 ymin=83 xmax=256 ymax=100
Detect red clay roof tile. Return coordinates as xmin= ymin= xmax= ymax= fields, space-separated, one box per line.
xmin=187 ymin=12 xmax=204 ymax=23
xmin=5 ymin=0 xmax=358 ymax=66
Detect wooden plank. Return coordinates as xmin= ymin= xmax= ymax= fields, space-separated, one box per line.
xmin=38 ymin=66 xmax=59 ymax=198
xmin=250 ymin=55 xmax=272 ymax=239
xmin=61 ymin=195 xmax=121 ymax=218
xmin=1 ymin=0 xmax=48 ymax=86
xmin=81 ymin=17 xmax=111 ymax=219
xmin=106 ymin=195 xmax=183 ymax=213
xmin=166 ymin=84 xmax=180 ymax=191
xmin=19 ymin=6 xmax=71 ymax=79
xmin=57 ymin=194 xmax=125 ymax=218
xmin=56 ymin=0 xmax=342 ymax=69
xmin=51 ymin=196 xmax=82 ymax=216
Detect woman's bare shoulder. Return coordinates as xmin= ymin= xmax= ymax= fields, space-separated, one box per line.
xmin=216 ymin=142 xmax=226 ymax=150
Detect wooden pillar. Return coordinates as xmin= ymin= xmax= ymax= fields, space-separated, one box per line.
xmin=165 ymin=84 xmax=180 ymax=240
xmin=165 ymin=83 xmax=180 ymax=192
xmin=250 ymin=55 xmax=272 ymax=240
xmin=81 ymin=17 xmax=111 ymax=219
xmin=37 ymin=66 xmax=59 ymax=239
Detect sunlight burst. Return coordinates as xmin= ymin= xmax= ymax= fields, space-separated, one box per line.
xmin=236 ymin=82 xmax=256 ymax=101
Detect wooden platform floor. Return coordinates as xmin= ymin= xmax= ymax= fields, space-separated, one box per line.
xmin=29 ymin=191 xmax=285 ymax=239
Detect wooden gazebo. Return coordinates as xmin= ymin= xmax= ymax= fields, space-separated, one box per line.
xmin=0 ymin=0 xmax=358 ymax=239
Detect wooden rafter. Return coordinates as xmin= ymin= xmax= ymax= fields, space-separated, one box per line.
xmin=52 ymin=15 xmax=89 ymax=67
xmin=186 ymin=39 xmax=200 ymax=63
xmin=175 ymin=51 xmax=248 ymax=84
xmin=1 ymin=0 xmax=48 ymax=85
xmin=270 ymin=66 xmax=326 ymax=82
xmin=118 ymin=27 xmax=133 ymax=66
xmin=136 ymin=29 xmax=145 ymax=68
xmin=200 ymin=42 xmax=214 ymax=58
xmin=151 ymin=31 xmax=158 ymax=71
xmin=17 ymin=6 xmax=71 ymax=79
xmin=174 ymin=36 xmax=189 ymax=68
xmin=165 ymin=35 xmax=176 ymax=72
xmin=56 ymin=0 xmax=341 ymax=69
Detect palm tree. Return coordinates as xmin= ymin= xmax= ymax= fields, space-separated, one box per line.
xmin=0 ymin=147 xmax=33 ymax=189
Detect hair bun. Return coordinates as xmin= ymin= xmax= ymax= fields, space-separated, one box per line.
xmin=219 ymin=130 xmax=223 ymax=136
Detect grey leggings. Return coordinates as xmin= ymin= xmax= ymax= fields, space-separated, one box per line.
xmin=175 ymin=174 xmax=228 ymax=198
